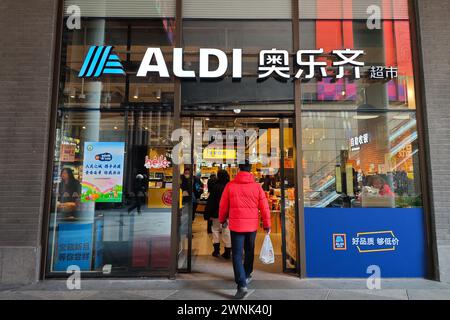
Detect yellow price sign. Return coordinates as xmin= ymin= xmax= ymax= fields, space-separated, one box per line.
xmin=203 ymin=148 xmax=236 ymax=159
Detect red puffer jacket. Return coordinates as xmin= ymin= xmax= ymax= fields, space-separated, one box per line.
xmin=219 ymin=171 xmax=271 ymax=232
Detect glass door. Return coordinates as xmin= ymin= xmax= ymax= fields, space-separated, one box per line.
xmin=177 ymin=118 xmax=194 ymax=272
xmin=280 ymin=118 xmax=298 ymax=272
xmin=180 ymin=116 xmax=298 ymax=273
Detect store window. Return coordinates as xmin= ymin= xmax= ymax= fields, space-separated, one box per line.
xmin=46 ymin=0 xmax=176 ymax=277
xmin=181 ymin=0 xmax=294 ymax=112
xmin=299 ymin=0 xmax=427 ymax=278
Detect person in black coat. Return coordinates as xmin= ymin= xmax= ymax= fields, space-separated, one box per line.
xmin=205 ymin=169 xmax=231 ymax=259
xmin=128 ymin=174 xmax=147 ymax=214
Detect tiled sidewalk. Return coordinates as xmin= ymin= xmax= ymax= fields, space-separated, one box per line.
xmin=1 ymin=255 xmax=449 ymax=301
xmin=1 ymin=249 xmax=448 ymax=300
xmin=0 ymin=278 xmax=450 ymax=300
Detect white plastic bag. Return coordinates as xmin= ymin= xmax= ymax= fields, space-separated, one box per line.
xmin=259 ymin=234 xmax=275 ymax=264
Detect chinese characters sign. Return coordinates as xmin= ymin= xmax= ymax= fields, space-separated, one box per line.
xmin=258 ymin=49 xmax=398 ymax=80
xmin=351 ymin=231 xmax=399 ymax=253
xmin=54 ymin=223 xmax=93 ymax=271
xmin=144 ymin=155 xmax=171 ymax=169
xmin=350 ymin=133 xmax=370 ymax=151
xmin=80 ymin=46 xmax=399 ymax=82
xmin=81 ymin=142 xmax=125 ymax=203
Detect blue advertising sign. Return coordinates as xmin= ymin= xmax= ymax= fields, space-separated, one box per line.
xmin=305 ymin=208 xmax=427 ymax=278
xmin=54 ymin=223 xmax=93 ymax=271
xmin=94 ymin=219 xmax=104 ymax=270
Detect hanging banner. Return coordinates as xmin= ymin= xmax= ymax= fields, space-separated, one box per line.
xmin=81 ymin=142 xmax=125 ymax=203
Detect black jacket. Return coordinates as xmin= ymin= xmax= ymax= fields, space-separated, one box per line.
xmin=205 ymin=181 xmax=227 ymax=219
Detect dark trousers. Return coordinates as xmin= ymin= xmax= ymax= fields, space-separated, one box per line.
xmin=230 ymin=231 xmax=257 ymax=289
xmin=128 ymin=196 xmax=143 ymax=213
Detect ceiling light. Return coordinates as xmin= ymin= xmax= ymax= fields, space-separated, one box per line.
xmin=393 ymin=114 xmax=411 ymax=120
xmin=233 ymin=109 xmax=241 ymax=114
xmin=353 ymin=115 xmax=379 ymax=120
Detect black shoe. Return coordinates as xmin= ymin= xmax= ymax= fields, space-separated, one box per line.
xmin=221 ymin=247 xmax=231 ymax=260
xmin=234 ymin=287 xmax=248 ymax=300
xmin=212 ymin=243 xmax=220 ymax=258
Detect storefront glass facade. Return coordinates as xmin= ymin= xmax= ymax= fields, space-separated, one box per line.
xmin=44 ymin=0 xmax=429 ymax=278
xmin=298 ymin=0 xmax=425 ymax=277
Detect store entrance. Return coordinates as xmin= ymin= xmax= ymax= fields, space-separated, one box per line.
xmin=177 ymin=117 xmax=298 ymax=275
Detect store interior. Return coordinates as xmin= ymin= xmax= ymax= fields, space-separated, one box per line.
xmin=182 ymin=117 xmax=298 ymax=272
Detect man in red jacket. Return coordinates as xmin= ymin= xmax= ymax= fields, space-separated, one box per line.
xmin=219 ymin=161 xmax=271 ymax=299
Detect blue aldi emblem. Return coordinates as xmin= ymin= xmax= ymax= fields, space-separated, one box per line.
xmin=78 ymin=46 xmax=126 ymax=78
xmin=333 ymin=234 xmax=347 ymax=250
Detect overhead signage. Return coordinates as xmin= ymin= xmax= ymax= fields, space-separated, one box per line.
xmin=350 ymin=133 xmax=370 ymax=151
xmin=79 ymin=46 xmax=398 ymax=81
xmin=203 ymin=148 xmax=237 ymax=160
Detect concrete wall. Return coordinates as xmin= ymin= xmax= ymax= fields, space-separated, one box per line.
xmin=417 ymin=0 xmax=450 ymax=282
xmin=0 ymin=0 xmax=58 ymax=283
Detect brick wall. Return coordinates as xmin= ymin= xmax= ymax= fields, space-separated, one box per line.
xmin=0 ymin=0 xmax=58 ymax=283
xmin=417 ymin=0 xmax=450 ymax=282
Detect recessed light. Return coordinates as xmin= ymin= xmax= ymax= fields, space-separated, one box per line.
xmin=353 ymin=115 xmax=379 ymax=120
xmin=114 ymin=126 xmax=118 ymax=130
xmin=393 ymin=115 xmax=411 ymax=120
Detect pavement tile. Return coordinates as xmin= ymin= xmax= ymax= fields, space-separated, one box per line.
xmin=247 ymin=289 xmax=329 ymax=300
xmin=18 ymin=290 xmax=99 ymax=300
xmin=122 ymin=290 xmax=178 ymax=300
xmin=0 ymin=291 xmax=42 ymax=300
xmin=166 ymin=289 xmax=255 ymax=300
xmin=406 ymin=289 xmax=450 ymax=300
xmin=327 ymin=289 xmax=408 ymax=300
xmin=87 ymin=290 xmax=149 ymax=300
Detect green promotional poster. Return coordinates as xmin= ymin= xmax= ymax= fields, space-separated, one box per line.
xmin=81 ymin=142 xmax=125 ymax=203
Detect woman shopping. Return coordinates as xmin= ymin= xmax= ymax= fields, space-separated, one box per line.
xmin=205 ymin=169 xmax=231 ymax=259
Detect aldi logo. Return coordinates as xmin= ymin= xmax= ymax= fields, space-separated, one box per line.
xmin=78 ymin=46 xmax=125 ymax=78
xmin=333 ymin=234 xmax=347 ymax=251
xmin=77 ymin=46 xmax=399 ymax=82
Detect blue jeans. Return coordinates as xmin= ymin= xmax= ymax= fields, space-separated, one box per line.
xmin=230 ymin=231 xmax=257 ymax=289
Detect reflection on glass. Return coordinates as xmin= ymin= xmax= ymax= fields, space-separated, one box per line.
xmin=302 ymin=111 xmax=421 ymax=209
xmin=60 ymin=19 xmax=175 ymax=110
xmin=182 ymin=20 xmax=293 ymax=110
xmin=47 ymin=109 xmax=174 ymax=276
